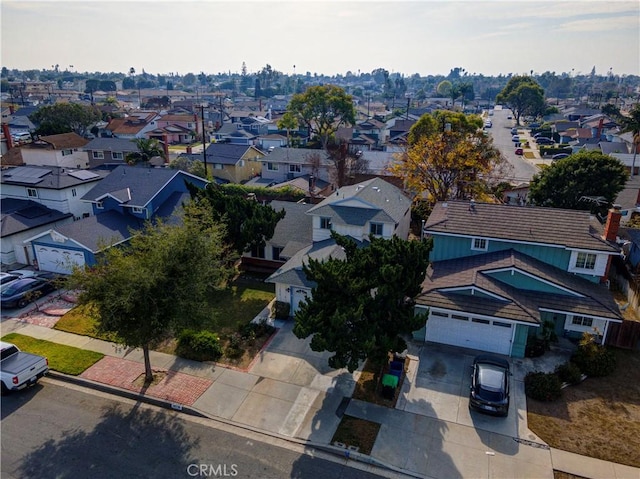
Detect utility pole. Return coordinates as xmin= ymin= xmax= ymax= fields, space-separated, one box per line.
xmin=201 ymin=103 xmax=208 ymax=177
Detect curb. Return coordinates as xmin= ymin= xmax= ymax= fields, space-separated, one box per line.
xmin=46 ymin=371 xmax=423 ymax=478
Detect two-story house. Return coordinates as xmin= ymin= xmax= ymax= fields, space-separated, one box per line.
xmin=202 ymin=143 xmax=265 ymax=183
xmin=19 ymin=133 xmax=90 ymax=169
xmin=1 ymin=165 xmax=109 ymax=219
xmin=260 ymin=148 xmax=333 ymax=184
xmin=23 ymin=165 xmax=208 ymax=274
xmin=147 ymin=113 xmax=200 ymax=145
xmin=105 ymin=111 xmax=160 ymax=139
xmin=415 ymin=200 xmax=624 ymax=358
xmin=84 ymin=138 xmax=140 ymax=168
xmin=266 ymin=177 xmax=412 ymax=315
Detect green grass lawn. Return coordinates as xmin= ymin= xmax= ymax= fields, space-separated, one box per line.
xmin=2 ymin=333 xmax=104 ymax=375
xmin=54 ymin=275 xmax=275 ymax=338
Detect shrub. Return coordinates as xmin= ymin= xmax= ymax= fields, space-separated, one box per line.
xmin=524 ymin=371 xmax=562 ymax=401
xmin=176 ymin=329 xmax=222 ymax=362
xmin=572 ymin=339 xmax=617 ymax=377
xmin=225 ymin=332 xmax=244 ymax=359
xmin=554 ymin=361 xmax=583 ymax=385
xmin=272 ymin=301 xmax=291 ymax=319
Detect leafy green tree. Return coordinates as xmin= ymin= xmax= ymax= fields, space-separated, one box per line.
xmin=287 ymin=85 xmax=356 ymax=148
xmin=293 ymin=233 xmax=432 ymax=372
xmin=408 ymin=110 xmax=483 ymax=144
xmin=30 ymin=103 xmax=102 ymax=137
xmin=496 ymin=75 xmax=546 ymax=125
xmin=126 ymin=138 xmax=165 ymax=165
xmin=619 ymin=103 xmax=640 ymax=176
xmin=529 ymin=150 xmax=628 ymax=213
xmin=169 ymin=157 xmax=206 ymax=179
xmin=277 ymin=111 xmax=298 ymax=147
xmin=187 ymin=183 xmax=286 ymax=255
xmin=68 ymin=203 xmax=235 ymax=383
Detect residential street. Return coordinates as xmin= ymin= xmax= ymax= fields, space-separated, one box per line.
xmin=1 ymin=380 xmax=386 ymax=479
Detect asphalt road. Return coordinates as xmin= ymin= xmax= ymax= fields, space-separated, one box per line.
xmin=489 ymin=106 xmax=539 ymax=183
xmin=1 ymin=379 xmax=387 ymax=479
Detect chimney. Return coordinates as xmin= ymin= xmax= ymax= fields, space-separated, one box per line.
xmin=603 ymin=204 xmax=622 ymax=242
xmin=2 ymin=124 xmax=14 ymax=150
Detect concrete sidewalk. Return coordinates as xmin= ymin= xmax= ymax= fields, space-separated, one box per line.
xmin=2 ymin=299 xmax=639 ymax=479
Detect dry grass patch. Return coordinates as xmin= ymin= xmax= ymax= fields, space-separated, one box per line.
xmin=527 ymin=348 xmax=640 ymax=468
xmin=331 ymin=415 xmax=381 ymax=455
xmin=353 ymin=357 xmax=405 ymax=407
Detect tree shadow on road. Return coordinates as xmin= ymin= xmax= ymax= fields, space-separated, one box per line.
xmin=15 ymin=402 xmax=199 ymax=478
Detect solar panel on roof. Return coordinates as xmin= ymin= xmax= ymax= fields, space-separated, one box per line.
xmin=5 ymin=167 xmax=52 ymax=179
xmin=4 ymin=175 xmax=46 ymax=185
xmin=68 ymin=170 xmax=100 ymax=180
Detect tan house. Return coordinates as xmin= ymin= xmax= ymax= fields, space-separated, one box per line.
xmin=202 ymin=143 xmax=266 ymax=183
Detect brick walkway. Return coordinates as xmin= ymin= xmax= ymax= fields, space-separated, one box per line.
xmin=12 ymin=297 xmax=77 ymax=328
xmin=80 ymin=356 xmax=213 ymax=406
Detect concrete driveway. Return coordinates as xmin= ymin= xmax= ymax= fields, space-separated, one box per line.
xmin=397 ymin=342 xmax=550 ymax=443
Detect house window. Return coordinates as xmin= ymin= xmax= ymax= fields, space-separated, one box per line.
xmin=132 ymin=207 xmax=144 ymax=214
xmin=61 ymin=149 xmax=73 ymax=156
xmin=472 ymin=318 xmax=490 ymax=325
xmin=27 ymin=187 xmax=38 ymax=198
xmin=267 ymin=162 xmax=278 ymax=171
xmin=96 ymin=201 xmax=104 ymax=209
xmin=214 ymin=163 xmax=223 ymax=170
xmin=112 ymin=152 xmax=124 ymax=160
xmin=188 ymin=122 xmax=194 ymax=129
xmin=238 ymin=159 xmax=245 ymax=167
xmin=471 ymin=238 xmax=488 ymax=251
xmin=92 ymin=151 xmax=104 ymax=159
xmin=72 ymin=188 xmax=77 ymax=197
xmin=272 ymin=247 xmax=283 ymax=261
xmin=370 ymin=222 xmax=383 ymax=236
xmin=289 ymin=164 xmax=301 ymax=173
xmin=251 ymin=244 xmax=265 ymax=258
xmin=493 ymin=321 xmax=512 ymax=328
xmin=572 ymin=315 xmax=593 ymax=327
xmin=431 ymin=311 xmax=449 ymax=318
xmin=320 ymin=217 xmax=332 ymax=229
xmin=575 ymin=252 xmax=596 ymax=270
xmin=452 ymin=314 xmax=468 ymax=321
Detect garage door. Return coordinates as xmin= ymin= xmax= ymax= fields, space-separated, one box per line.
xmin=425 ymin=313 xmax=513 ymax=356
xmin=35 ymin=245 xmax=85 ymax=274
xmin=290 ymin=288 xmax=310 ymax=315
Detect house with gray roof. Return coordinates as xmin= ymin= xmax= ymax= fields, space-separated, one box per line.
xmin=1 ymin=198 xmax=73 ymax=266
xmin=259 ymin=148 xmax=333 ymax=184
xmin=23 ymin=165 xmax=208 ymax=274
xmin=84 ymin=137 xmax=140 ymax=168
xmin=1 ymin=165 xmax=109 ymax=219
xmin=202 ymin=143 xmax=265 ymax=183
xmin=416 ymin=200 xmax=624 ymax=358
xmin=267 ymin=177 xmax=411 ymax=316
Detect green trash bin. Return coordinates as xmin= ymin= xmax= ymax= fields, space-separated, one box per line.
xmin=382 ymin=373 xmax=399 ymax=389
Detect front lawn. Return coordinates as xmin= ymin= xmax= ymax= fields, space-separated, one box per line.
xmin=53 ymin=275 xmax=275 ymax=369
xmin=2 ymin=333 xmax=104 ymax=375
xmin=527 ymin=348 xmax=640 ymax=468
xmin=331 ymin=415 xmax=381 ymax=455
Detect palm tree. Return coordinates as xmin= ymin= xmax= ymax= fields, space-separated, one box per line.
xmin=620 ymin=104 xmax=640 ymax=176
xmin=126 ymin=138 xmax=165 ymax=166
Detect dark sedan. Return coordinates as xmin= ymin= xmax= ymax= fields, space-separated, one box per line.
xmin=0 ymin=276 xmax=59 ymax=309
xmin=469 ymin=355 xmax=511 ymax=417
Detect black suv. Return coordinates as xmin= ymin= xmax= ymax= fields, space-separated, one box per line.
xmin=469 ymin=355 xmax=511 ymax=416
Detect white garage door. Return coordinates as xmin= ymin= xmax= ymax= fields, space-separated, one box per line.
xmin=290 ymin=288 xmax=310 ymax=315
xmin=426 ymin=313 xmax=513 ymax=356
xmin=35 ymin=245 xmax=85 ymax=274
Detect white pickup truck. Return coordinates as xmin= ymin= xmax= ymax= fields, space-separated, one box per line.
xmin=1 ymin=341 xmax=49 ymax=394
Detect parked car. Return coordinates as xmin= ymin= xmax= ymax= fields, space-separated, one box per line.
xmin=536 ymin=137 xmax=554 ymax=145
xmin=515 ymin=148 xmax=524 ymax=155
xmin=0 ymin=273 xmax=20 ymax=285
xmin=510 ymin=128 xmax=518 ymax=135
xmin=469 ymin=355 xmax=511 ymax=416
xmin=552 ymin=153 xmax=570 ymax=160
xmin=528 ymin=123 xmax=541 ymax=128
xmin=1 ymin=341 xmax=49 ymax=395
xmin=507 ymin=115 xmax=513 ymax=119
xmin=511 ymin=135 xmax=520 ymax=142
xmin=0 ymin=276 xmax=59 ymax=309
xmin=484 ymin=121 xmax=492 ymax=128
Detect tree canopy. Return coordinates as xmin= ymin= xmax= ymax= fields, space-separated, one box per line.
xmin=496 ymin=76 xmax=546 ymax=126
xmin=29 ymin=103 xmax=102 ymax=137
xmin=126 ymin=138 xmax=166 ymax=165
xmin=293 ymin=233 xmax=432 ymax=372
xmin=392 ymin=111 xmax=507 ymax=204
xmin=528 ymin=150 xmax=629 ymax=214
xmin=188 ymin=182 xmax=286 ymax=255
xmin=618 ymin=103 xmax=640 ymax=175
xmin=68 ymin=203 xmax=235 ymax=382
xmin=287 ymin=85 xmax=356 ymax=148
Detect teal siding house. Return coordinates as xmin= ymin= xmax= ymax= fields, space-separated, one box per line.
xmin=415 ymin=200 xmax=624 ymax=358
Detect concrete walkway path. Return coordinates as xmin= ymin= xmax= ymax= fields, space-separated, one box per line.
xmin=2 ymin=298 xmax=639 ymax=479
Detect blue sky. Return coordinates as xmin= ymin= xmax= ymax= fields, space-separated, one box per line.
xmin=1 ymin=1 xmax=638 ymax=77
